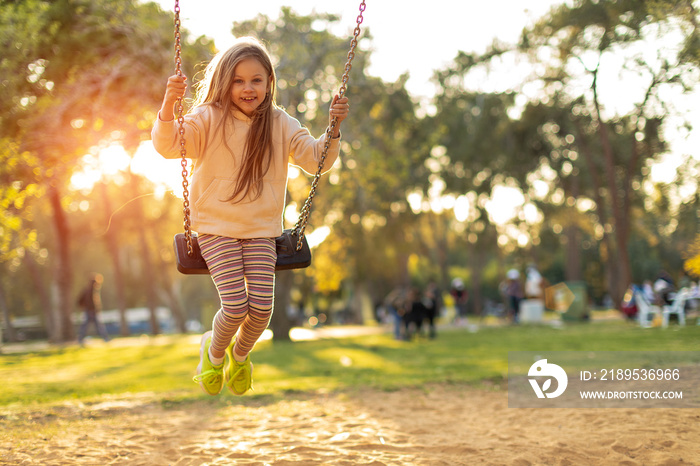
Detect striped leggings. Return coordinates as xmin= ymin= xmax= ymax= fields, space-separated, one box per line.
xmin=198 ymin=234 xmax=276 ymax=360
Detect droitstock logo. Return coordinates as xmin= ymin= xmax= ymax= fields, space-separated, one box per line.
xmin=528 ymin=359 xmax=568 ymax=399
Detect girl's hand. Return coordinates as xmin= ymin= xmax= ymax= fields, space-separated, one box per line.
xmin=329 ymin=94 xmax=349 ymax=137
xmin=159 ymin=75 xmax=187 ymax=121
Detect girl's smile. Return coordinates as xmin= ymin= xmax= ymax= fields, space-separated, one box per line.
xmin=230 ymin=58 xmax=270 ymax=117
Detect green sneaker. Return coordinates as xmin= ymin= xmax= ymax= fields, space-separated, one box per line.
xmin=193 ymin=331 xmax=224 ymax=395
xmin=225 ymin=339 xmax=253 ymax=395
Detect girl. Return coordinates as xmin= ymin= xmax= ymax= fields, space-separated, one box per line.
xmin=152 ymin=37 xmax=349 ymax=395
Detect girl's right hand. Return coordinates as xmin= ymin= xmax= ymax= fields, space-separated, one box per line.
xmin=159 ymin=75 xmax=187 ymax=121
xmin=165 ymin=75 xmax=187 ymax=102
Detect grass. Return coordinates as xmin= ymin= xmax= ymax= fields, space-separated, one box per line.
xmin=1 ymin=320 xmax=699 ymax=409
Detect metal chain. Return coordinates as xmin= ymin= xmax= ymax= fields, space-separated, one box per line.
xmin=293 ymin=0 xmax=366 ymax=250
xmin=174 ymin=0 xmax=193 ymax=256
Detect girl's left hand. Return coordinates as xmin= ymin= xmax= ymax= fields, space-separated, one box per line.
xmin=329 ymin=95 xmax=349 ymax=137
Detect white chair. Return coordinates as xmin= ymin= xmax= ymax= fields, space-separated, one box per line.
xmin=662 ymin=288 xmax=688 ymax=328
xmin=634 ymin=290 xmax=662 ymax=328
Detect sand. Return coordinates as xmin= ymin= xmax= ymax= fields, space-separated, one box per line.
xmin=2 ymin=385 xmax=699 ymax=466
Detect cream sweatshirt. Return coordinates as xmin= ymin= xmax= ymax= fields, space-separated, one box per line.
xmin=152 ymin=105 xmax=340 ymax=239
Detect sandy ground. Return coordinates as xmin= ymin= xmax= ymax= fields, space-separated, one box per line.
xmin=2 ymin=385 xmax=699 ymax=466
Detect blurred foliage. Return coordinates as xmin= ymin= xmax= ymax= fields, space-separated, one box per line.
xmin=432 ymin=0 xmax=699 ymax=305
xmin=685 ymin=234 xmax=700 ymax=278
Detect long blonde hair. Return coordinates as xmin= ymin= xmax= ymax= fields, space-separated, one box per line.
xmin=192 ymin=37 xmax=278 ymax=202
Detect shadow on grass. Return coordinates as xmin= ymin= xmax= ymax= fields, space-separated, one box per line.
xmin=1 ymin=320 xmax=699 ymax=407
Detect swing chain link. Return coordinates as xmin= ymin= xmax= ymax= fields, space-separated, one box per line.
xmin=174 ymin=0 xmax=194 ymax=257
xmin=293 ymin=0 xmax=366 ymax=250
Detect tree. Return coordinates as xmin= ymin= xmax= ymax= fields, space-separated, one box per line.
xmin=516 ymin=0 xmax=700 ymax=303
xmin=429 ymin=80 xmax=539 ymax=314
xmin=1 ymin=0 xmax=212 ymax=341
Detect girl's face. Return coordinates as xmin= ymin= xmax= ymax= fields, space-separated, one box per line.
xmin=230 ymin=58 xmax=270 ymax=117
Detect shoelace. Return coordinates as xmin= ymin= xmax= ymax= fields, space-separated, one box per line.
xmin=228 ymin=362 xmax=252 ymax=391
xmin=193 ymin=367 xmax=223 ymax=385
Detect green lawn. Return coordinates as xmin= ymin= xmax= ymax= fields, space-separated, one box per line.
xmin=1 ymin=320 xmax=699 ymax=408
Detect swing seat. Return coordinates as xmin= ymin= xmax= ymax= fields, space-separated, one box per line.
xmin=275 ymin=229 xmax=312 ymax=271
xmin=173 ymin=229 xmax=312 ymax=274
xmin=174 ymin=233 xmax=209 ymax=274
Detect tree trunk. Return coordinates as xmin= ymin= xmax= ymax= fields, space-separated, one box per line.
xmin=575 ymin=119 xmax=624 ymax=304
xmin=612 ymin=230 xmax=631 ymax=302
xmin=48 ymin=184 xmax=75 ymax=342
xmin=0 ymin=278 xmax=17 ymax=343
xmin=564 ymin=224 xmax=582 ymax=281
xmin=271 ymin=270 xmax=293 ymax=341
xmin=99 ymin=182 xmax=130 ymax=336
xmin=604 ymin=242 xmax=618 ymax=305
xmin=564 ymin=176 xmax=582 ymax=281
xmin=152 ymin=240 xmax=188 ymax=334
xmin=349 ymin=280 xmax=372 ymax=324
xmin=470 ymin=242 xmax=485 ymax=318
xmin=396 ymin=251 xmax=410 ymax=289
xmin=128 ymin=174 xmax=160 ymax=335
xmin=24 ymin=253 xmax=59 ymax=342
xmin=157 ymin=272 xmax=188 ymax=334
xmin=138 ymin=227 xmax=160 ymax=335
xmin=592 ymin=74 xmax=630 ymax=304
xmin=612 ymin=133 xmax=642 ymax=303
xmin=436 ymin=216 xmax=451 ymax=291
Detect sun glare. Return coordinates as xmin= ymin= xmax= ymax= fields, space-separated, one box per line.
xmin=131 ymin=142 xmax=185 ymax=197
xmin=70 ymin=142 xmax=185 ymax=197
xmin=70 ymin=145 xmax=131 ymax=191
xmin=486 ymin=186 xmax=525 ymax=225
xmin=306 ymin=225 xmax=331 ymax=248
xmin=99 ymin=145 xmax=132 ymax=175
